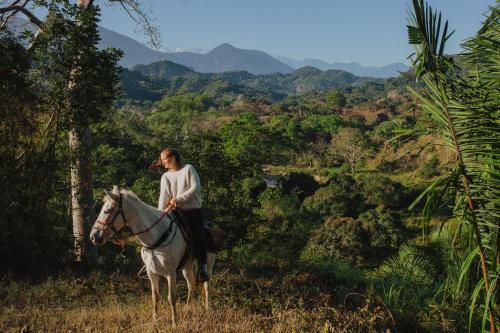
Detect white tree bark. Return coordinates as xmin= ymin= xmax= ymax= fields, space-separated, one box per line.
xmin=69 ymin=127 xmax=95 ymax=261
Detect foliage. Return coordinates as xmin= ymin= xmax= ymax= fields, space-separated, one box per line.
xmin=358 ymin=208 xmax=409 ymax=251
xmin=326 ymin=89 xmax=347 ymax=110
xmin=407 ymin=1 xmax=500 ymax=330
xmin=0 ymin=32 xmax=73 ymax=273
xmin=279 ymin=172 xmax=320 ymax=201
xmin=302 ymin=216 xmax=369 ymax=265
xmin=372 ymin=242 xmax=444 ymax=325
xmin=302 ymin=174 xmax=365 ymax=219
xmin=0 ymin=0 xmax=121 ymax=273
xmin=419 ymin=155 xmax=440 ymax=178
xmin=236 ymin=188 xmax=311 ymax=267
xmin=219 ymin=113 xmax=272 ymax=169
xmin=358 ymin=173 xmax=408 ymax=209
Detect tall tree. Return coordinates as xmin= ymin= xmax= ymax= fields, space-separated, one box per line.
xmin=0 ymin=0 xmax=154 ymax=261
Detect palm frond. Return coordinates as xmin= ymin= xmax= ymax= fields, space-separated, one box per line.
xmin=406 ymin=1 xmax=500 ymax=331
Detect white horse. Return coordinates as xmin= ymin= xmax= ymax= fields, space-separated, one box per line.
xmin=90 ymin=185 xmax=216 ymax=328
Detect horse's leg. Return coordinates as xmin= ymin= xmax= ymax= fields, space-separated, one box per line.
xmin=203 ymin=252 xmax=216 ymax=310
xmin=166 ymin=272 xmax=178 ymax=328
xmin=207 ymin=252 xmax=216 ymax=277
xmin=203 ymin=281 xmax=209 ymax=310
xmin=147 ymin=269 xmax=160 ymax=324
xmin=182 ymin=262 xmax=196 ymax=306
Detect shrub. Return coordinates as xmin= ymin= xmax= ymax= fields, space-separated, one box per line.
xmin=237 ymin=188 xmax=312 ymax=267
xmin=419 ymin=155 xmax=440 ymax=178
xmin=279 ymin=172 xmax=319 ymax=202
xmin=302 ymin=217 xmax=370 ymax=265
xmin=302 ymin=174 xmax=365 ymax=219
xmin=371 ymin=242 xmax=451 ymax=330
xmin=358 ymin=209 xmax=409 ymax=251
xmin=358 ymin=174 xmax=407 ymax=209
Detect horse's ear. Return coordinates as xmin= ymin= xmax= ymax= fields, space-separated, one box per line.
xmin=112 ymin=185 xmax=120 ymax=195
xmin=104 ymin=189 xmax=118 ymax=201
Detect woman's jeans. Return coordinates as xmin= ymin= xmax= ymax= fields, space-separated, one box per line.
xmin=182 ymin=208 xmax=207 ymax=266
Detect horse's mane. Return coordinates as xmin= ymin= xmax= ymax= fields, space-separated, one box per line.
xmin=121 ymin=189 xmax=141 ymax=202
xmin=102 ymin=188 xmax=158 ymax=211
xmin=121 ymin=189 xmax=158 ymax=211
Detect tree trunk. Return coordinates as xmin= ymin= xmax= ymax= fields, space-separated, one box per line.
xmin=69 ymin=127 xmax=96 ymax=262
xmin=69 ymin=0 xmax=97 ymax=263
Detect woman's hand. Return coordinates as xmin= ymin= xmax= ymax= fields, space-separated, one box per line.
xmin=164 ymin=198 xmax=178 ymax=213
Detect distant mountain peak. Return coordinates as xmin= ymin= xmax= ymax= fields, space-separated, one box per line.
xmin=292 ymin=66 xmax=323 ymax=75
xmin=212 ymin=43 xmax=237 ymax=50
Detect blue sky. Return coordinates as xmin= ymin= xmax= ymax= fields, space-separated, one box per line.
xmin=98 ymin=0 xmax=494 ymax=66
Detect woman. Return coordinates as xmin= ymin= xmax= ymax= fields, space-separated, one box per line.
xmin=155 ymin=148 xmax=209 ymax=282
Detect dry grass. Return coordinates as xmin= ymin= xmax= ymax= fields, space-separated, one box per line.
xmin=2 ymin=299 xmax=261 ymax=333
xmin=0 ymin=267 xmax=395 ymax=333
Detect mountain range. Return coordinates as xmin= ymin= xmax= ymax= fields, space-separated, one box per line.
xmin=120 ymin=58 xmax=386 ymax=102
xmin=9 ymin=18 xmax=409 ymax=78
xmin=97 ymin=26 xmax=408 ymax=78
xmin=275 ymin=56 xmax=409 ymax=79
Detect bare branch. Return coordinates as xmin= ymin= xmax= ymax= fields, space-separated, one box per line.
xmin=0 ymin=3 xmax=42 ymax=28
xmin=0 ymin=0 xmax=27 ymax=29
xmin=111 ymin=0 xmax=161 ymax=51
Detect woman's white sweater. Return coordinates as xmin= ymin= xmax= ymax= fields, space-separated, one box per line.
xmin=158 ymin=164 xmax=202 ymax=211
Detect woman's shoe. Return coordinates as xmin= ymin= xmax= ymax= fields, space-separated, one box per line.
xmin=197 ymin=264 xmax=210 ymax=282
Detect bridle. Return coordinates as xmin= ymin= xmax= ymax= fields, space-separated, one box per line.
xmin=94 ymin=192 xmax=127 ymax=235
xmin=93 ymin=191 xmax=175 ymax=249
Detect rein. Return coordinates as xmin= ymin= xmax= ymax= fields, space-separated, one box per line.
xmin=94 ymin=192 xmax=175 ymax=249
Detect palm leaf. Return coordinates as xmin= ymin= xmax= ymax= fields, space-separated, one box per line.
xmin=406 ymin=1 xmax=500 ymax=331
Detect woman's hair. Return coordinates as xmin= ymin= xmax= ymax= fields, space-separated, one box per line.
xmin=149 ymin=148 xmax=182 ymax=170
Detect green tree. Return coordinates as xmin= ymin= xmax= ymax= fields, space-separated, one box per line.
xmin=327 ymin=89 xmax=347 ymax=110
xmin=358 ymin=209 xmax=408 ymax=251
xmin=1 ymin=0 xmax=157 ymax=262
xmin=35 ymin=4 xmax=121 ymax=261
xmin=219 ymin=113 xmax=271 ymax=170
xmin=302 ymin=216 xmax=369 ymax=265
xmin=358 ymin=174 xmax=407 ymax=209
xmin=302 ymin=174 xmax=365 ymax=219
xmin=0 ymin=32 xmax=74 ymax=272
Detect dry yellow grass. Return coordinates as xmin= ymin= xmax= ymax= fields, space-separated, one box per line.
xmin=0 ymin=269 xmax=395 ymax=333
xmin=2 ymin=299 xmax=262 ymax=333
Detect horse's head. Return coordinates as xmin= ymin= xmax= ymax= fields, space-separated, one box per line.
xmin=90 ymin=185 xmax=127 ymax=246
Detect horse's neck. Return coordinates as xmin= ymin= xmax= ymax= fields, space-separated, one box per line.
xmin=123 ymin=196 xmax=172 ymax=247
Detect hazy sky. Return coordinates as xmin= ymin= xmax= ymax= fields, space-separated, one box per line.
xmin=97 ymin=0 xmax=494 ymax=66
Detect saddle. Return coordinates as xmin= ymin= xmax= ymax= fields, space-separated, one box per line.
xmin=173 ymin=210 xmax=225 ymax=269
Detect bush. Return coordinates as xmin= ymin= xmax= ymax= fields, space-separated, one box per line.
xmin=358 ymin=209 xmax=409 ymax=252
xmin=419 ymin=155 xmax=440 ymax=178
xmin=358 ymin=174 xmax=407 ymax=209
xmin=370 ymin=242 xmax=456 ymax=331
xmin=302 ymin=217 xmax=370 ymax=265
xmin=279 ymin=172 xmax=320 ymax=202
xmin=302 ymin=174 xmax=365 ymax=219
xmin=236 ymin=188 xmax=312 ymax=267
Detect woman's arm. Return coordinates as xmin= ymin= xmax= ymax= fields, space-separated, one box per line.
xmin=158 ymin=174 xmax=172 ymax=211
xmin=176 ymin=165 xmax=201 ymax=205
